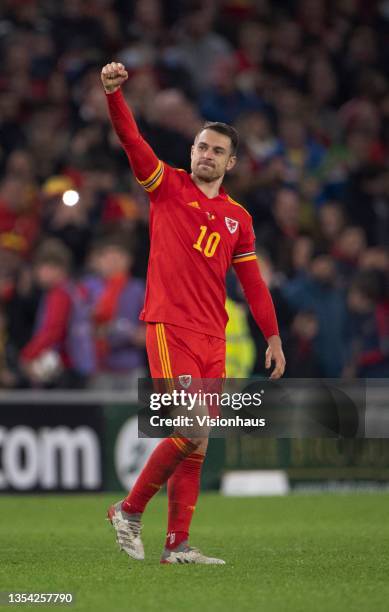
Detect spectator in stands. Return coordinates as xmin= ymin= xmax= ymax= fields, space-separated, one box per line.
xmin=274 ymin=116 xmax=326 ymax=185
xmin=236 ymin=110 xmax=278 ymax=171
xmin=282 ymin=255 xmax=348 ymax=376
xmin=143 ymin=88 xmax=202 ymax=168
xmin=317 ymin=201 xmax=347 ymax=253
xmin=258 ymin=187 xmax=302 ymax=275
xmin=307 ymin=56 xmax=340 ymax=146
xmin=88 ymin=235 xmax=146 ymax=391
xmin=284 ymin=311 xmax=323 ymax=377
xmin=0 ymin=175 xmax=40 ymax=257
xmin=199 ymin=55 xmax=264 ymax=124
xmin=266 ymin=19 xmax=306 ymax=84
xmin=234 ymin=20 xmax=268 ymax=78
xmin=19 ymin=239 xmax=84 ymax=387
xmin=331 ymin=226 xmax=367 ymax=286
xmin=4 ymin=265 xmax=41 ymax=387
xmin=41 ymin=175 xmax=95 ymax=268
xmin=171 ymin=4 xmax=232 ymax=92
xmin=290 ymin=235 xmax=315 ymax=279
xmin=346 ymin=270 xmax=389 ymax=377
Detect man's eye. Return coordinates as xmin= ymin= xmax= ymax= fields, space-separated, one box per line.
xmin=199 ymin=144 xmax=206 ymax=150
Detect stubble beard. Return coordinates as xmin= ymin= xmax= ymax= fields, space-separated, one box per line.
xmin=193 ymin=165 xmax=224 ymax=184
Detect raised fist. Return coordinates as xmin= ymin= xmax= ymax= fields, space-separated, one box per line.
xmin=101 ymin=62 xmax=128 ymax=94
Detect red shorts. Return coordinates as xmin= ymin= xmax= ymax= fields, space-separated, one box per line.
xmin=146 ymin=322 xmax=226 ymax=379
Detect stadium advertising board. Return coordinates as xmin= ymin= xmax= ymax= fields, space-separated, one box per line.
xmin=1 ymin=379 xmax=389 ymax=492
xmin=0 ymin=402 xmax=103 ymax=492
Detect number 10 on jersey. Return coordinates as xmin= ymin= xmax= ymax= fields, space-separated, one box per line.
xmin=193 ymin=225 xmax=221 ymax=258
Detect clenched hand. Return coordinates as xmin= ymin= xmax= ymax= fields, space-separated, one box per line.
xmin=101 ymin=62 xmax=128 ymax=94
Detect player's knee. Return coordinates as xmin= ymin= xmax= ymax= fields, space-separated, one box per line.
xmin=196 ymin=438 xmax=209 ymax=454
xmin=190 ymin=437 xmax=209 ymax=451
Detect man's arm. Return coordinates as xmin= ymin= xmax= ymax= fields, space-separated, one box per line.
xmin=233 ymin=258 xmax=286 ymax=379
xmin=101 ymin=62 xmax=164 ymax=192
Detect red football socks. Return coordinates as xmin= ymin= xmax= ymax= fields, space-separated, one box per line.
xmin=122 ymin=436 xmax=196 ymax=515
xmin=165 ymin=452 xmax=205 ymax=550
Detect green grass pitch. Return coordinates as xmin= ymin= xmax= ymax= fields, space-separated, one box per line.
xmin=1 ymin=493 xmax=389 ymax=612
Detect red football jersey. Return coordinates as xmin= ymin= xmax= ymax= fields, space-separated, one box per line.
xmin=106 ymin=89 xmax=278 ymax=341
xmin=138 ymin=163 xmax=256 ymax=339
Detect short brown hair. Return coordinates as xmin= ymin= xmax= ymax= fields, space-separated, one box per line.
xmin=93 ymin=233 xmax=133 ymax=256
xmin=197 ymin=121 xmax=239 ymax=155
xmin=34 ymin=238 xmax=72 ymax=271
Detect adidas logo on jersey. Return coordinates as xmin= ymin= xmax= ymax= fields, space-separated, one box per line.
xmin=187 ymin=201 xmax=200 ymax=208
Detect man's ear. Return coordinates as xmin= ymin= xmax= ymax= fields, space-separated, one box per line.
xmin=191 ymin=144 xmax=194 ymax=159
xmin=226 ymin=155 xmax=237 ymax=171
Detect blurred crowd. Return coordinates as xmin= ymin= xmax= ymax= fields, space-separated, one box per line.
xmin=0 ymin=0 xmax=389 ymax=388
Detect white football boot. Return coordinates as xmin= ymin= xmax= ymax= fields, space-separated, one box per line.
xmin=161 ymin=542 xmax=225 ymax=564
xmin=107 ymin=500 xmax=144 ymax=560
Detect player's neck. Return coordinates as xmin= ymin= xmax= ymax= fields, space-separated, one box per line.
xmin=190 ymin=173 xmax=223 ymax=199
